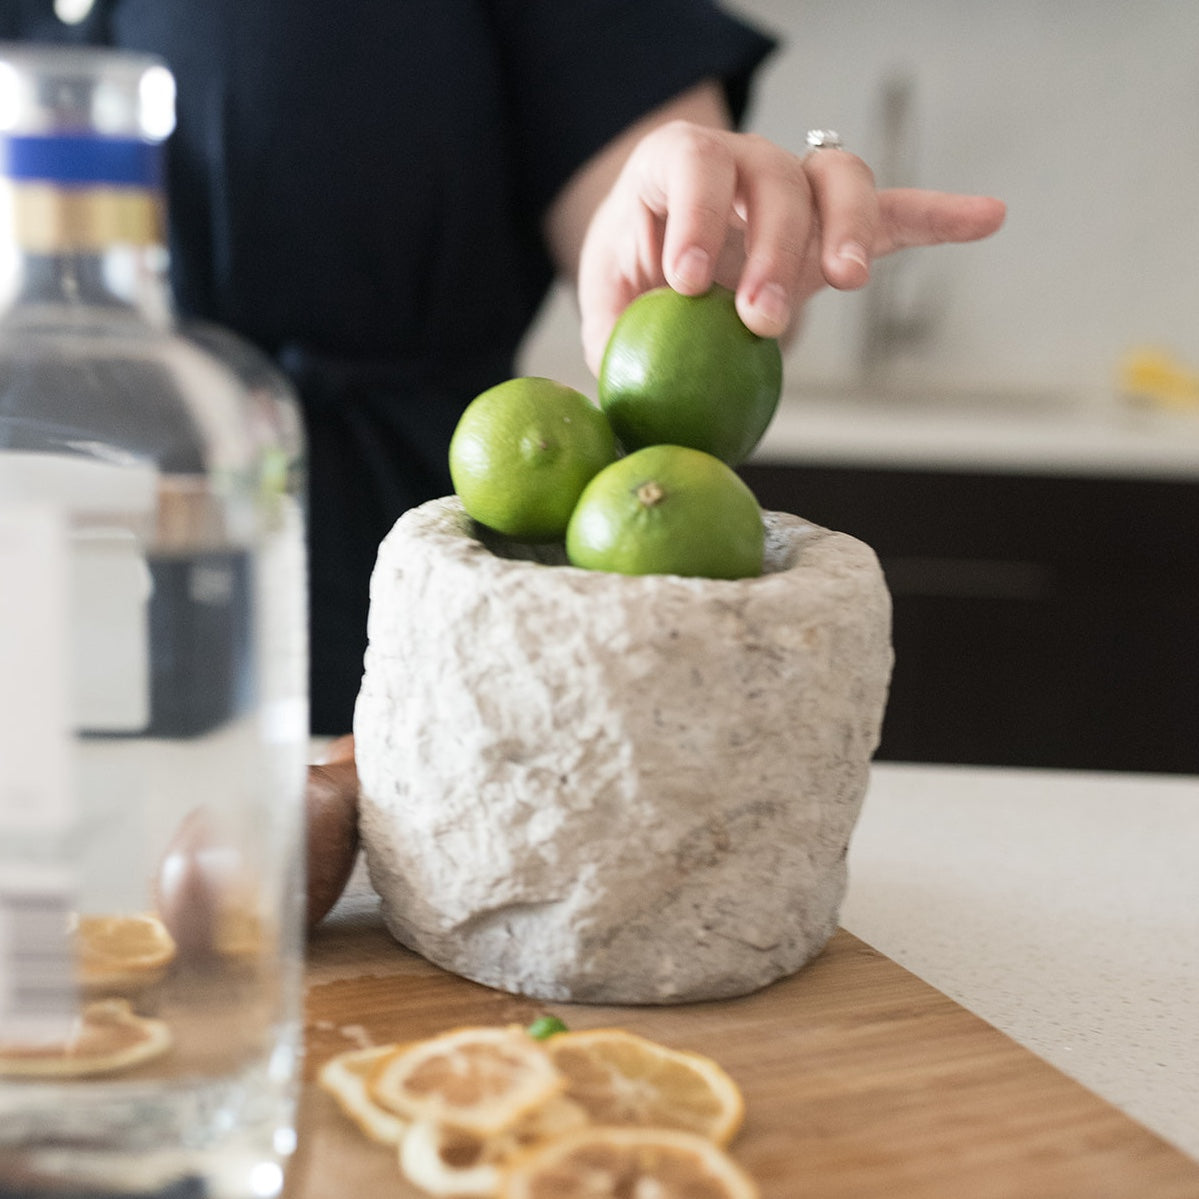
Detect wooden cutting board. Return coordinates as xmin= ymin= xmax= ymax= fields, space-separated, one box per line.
xmin=285 ymin=891 xmax=1199 ymax=1199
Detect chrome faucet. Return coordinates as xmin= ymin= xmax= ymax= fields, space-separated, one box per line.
xmin=860 ymin=72 xmax=938 ymax=377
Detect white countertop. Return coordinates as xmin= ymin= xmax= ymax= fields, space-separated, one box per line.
xmin=841 ymin=761 xmax=1199 ymax=1161
xmin=751 ymin=389 xmax=1199 ymax=478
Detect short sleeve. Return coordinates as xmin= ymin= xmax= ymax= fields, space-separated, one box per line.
xmin=484 ymin=0 xmax=778 ymax=217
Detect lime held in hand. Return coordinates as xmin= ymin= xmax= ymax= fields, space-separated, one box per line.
xmin=598 ymin=285 xmax=783 ymax=467
xmin=566 ymin=444 xmax=764 ymax=579
xmin=449 ymin=376 xmax=618 ymax=541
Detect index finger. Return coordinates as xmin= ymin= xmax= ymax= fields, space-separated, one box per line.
xmin=874 ymin=188 xmax=1007 ymax=254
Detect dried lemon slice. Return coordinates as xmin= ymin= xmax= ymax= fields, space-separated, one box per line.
xmin=75 ymin=912 xmax=177 ymax=993
xmin=544 ymin=1028 xmax=745 ymax=1144
xmin=213 ymin=900 xmax=267 ymax=961
xmin=500 ymin=1126 xmax=759 ymax=1199
xmin=369 ymin=1025 xmax=565 ymax=1137
xmin=400 ymin=1119 xmax=506 ymax=1197
xmin=400 ymin=1097 xmax=589 ymax=1197
xmin=318 ymin=1044 xmax=410 ymax=1145
xmin=0 ymin=999 xmax=172 ymax=1078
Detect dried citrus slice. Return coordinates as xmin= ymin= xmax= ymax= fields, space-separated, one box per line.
xmin=544 ymin=1028 xmax=745 ymax=1144
xmin=369 ymin=1025 xmax=565 ymax=1137
xmin=400 ymin=1097 xmax=589 ymax=1197
xmin=74 ymin=912 xmax=177 ymax=993
xmin=0 ymin=999 xmax=172 ymax=1078
xmin=508 ymin=1094 xmax=590 ymax=1142
xmin=213 ymin=900 xmax=266 ymax=961
xmin=318 ymin=1043 xmax=410 ymax=1145
xmin=400 ymin=1119 xmax=505 ymax=1197
xmin=500 ymin=1126 xmax=759 ymax=1199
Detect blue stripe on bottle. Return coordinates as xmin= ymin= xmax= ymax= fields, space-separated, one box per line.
xmin=0 ymin=135 xmax=161 ymax=187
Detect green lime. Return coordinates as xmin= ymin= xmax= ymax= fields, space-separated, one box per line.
xmin=598 ymin=285 xmax=783 ymax=467
xmin=565 ymin=444 xmax=764 ymax=579
xmin=449 ymin=376 xmax=618 ymax=541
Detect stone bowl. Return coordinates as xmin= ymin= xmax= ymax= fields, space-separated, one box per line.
xmin=354 ymin=496 xmax=892 ymax=1003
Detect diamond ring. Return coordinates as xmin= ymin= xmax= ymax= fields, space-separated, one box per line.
xmin=805 ymin=129 xmax=845 ymax=152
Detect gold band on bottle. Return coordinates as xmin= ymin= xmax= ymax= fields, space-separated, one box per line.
xmin=6 ymin=182 xmax=164 ymax=252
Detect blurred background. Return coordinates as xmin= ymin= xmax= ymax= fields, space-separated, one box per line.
xmin=521 ymin=0 xmax=1199 ymax=775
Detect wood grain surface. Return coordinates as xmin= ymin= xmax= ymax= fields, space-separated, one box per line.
xmin=285 ymin=891 xmax=1199 ymax=1199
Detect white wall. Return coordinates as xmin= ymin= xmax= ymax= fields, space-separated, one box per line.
xmin=521 ymin=0 xmax=1199 ymax=405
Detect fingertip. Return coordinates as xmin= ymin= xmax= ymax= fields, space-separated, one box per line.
xmin=581 ymin=315 xmax=611 ymax=378
xmin=667 ymin=246 xmax=713 ymax=295
xmin=950 ymin=194 xmax=1008 ymax=243
xmin=826 ymin=241 xmax=871 ymax=289
xmin=737 ymin=281 xmax=791 ymax=339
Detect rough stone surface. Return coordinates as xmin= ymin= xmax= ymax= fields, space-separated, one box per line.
xmin=354 ymin=496 xmax=893 ymax=1003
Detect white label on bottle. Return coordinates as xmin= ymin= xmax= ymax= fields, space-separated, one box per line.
xmin=0 ymin=865 xmax=77 ymax=1043
xmin=0 ymin=505 xmax=78 ymax=1041
xmin=0 ymin=454 xmax=154 ymax=732
xmin=71 ymin=528 xmax=152 ymax=731
xmin=0 ymin=504 xmax=74 ymax=833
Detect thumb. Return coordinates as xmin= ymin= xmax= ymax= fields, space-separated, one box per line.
xmin=578 ymin=256 xmax=646 ymax=377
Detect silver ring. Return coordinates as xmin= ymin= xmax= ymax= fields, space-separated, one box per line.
xmin=805 ymin=128 xmax=845 ymax=152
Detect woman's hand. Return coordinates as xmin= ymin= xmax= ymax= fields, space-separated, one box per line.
xmin=549 ymin=83 xmax=1006 ymax=375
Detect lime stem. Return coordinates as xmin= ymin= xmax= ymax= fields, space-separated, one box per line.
xmin=636 ymin=480 xmax=666 ymax=507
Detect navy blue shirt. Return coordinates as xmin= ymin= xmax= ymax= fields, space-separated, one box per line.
xmin=4 ymin=0 xmax=776 ymax=730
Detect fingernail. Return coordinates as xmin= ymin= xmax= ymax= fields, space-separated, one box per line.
xmin=837 ymin=242 xmax=870 ymax=270
xmin=750 ymin=282 xmax=790 ymax=329
xmin=673 ymin=247 xmax=711 ymax=292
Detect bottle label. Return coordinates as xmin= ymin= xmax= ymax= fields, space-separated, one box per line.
xmin=0 ymin=504 xmax=73 ymax=832
xmin=6 ymin=181 xmax=164 ymax=252
xmin=1 ymin=133 xmax=163 ymax=188
xmin=0 ymin=455 xmax=154 ymax=732
xmin=2 ymin=131 xmax=166 ymax=251
xmin=0 ymin=866 xmax=77 ymax=1044
xmin=0 ymin=504 xmax=78 ymax=1042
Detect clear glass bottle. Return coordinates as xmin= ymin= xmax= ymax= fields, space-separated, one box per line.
xmin=0 ymin=44 xmax=308 ymax=1199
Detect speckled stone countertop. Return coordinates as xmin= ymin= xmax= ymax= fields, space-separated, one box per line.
xmin=841 ymin=761 xmax=1199 ymax=1161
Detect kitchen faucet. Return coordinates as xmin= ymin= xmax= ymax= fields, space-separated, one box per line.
xmin=860 ymin=72 xmax=938 ymax=377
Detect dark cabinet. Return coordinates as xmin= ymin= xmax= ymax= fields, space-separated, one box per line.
xmin=739 ymin=463 xmax=1199 ymax=774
